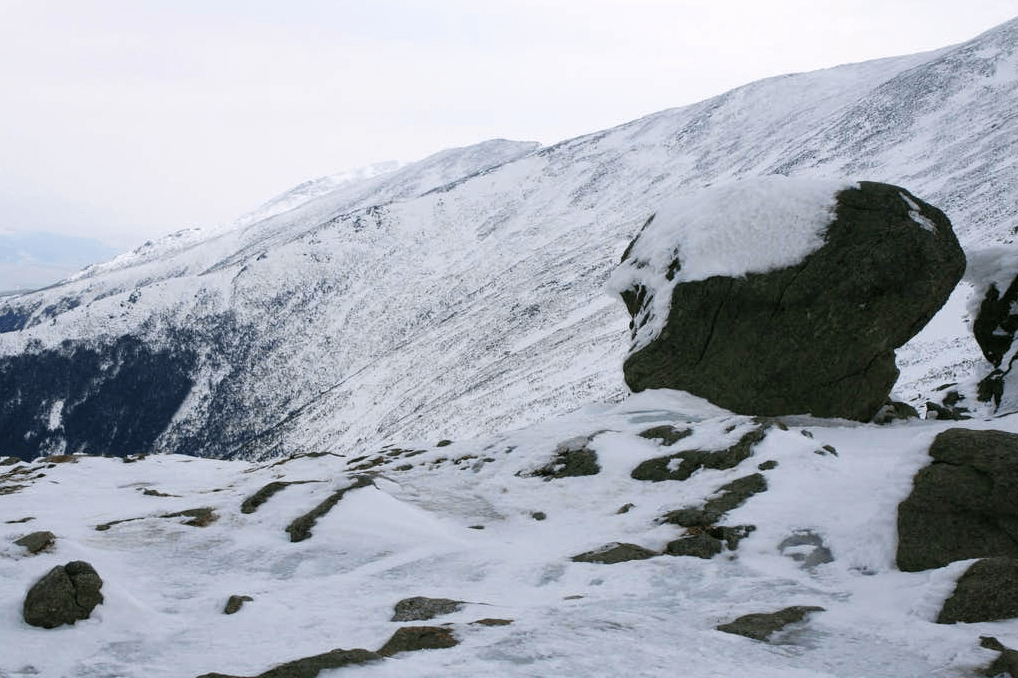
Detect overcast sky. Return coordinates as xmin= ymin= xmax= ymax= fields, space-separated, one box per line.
xmin=1 ymin=0 xmax=1016 ymax=251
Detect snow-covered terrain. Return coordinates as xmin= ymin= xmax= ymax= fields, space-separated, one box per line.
xmin=1 ymin=18 xmax=1016 ymax=460
xmin=3 ymin=15 xmax=1018 ymax=678
xmin=4 ymin=392 xmax=1018 ymax=678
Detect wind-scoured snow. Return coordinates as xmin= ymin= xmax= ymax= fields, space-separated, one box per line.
xmin=2 ymin=394 xmax=1016 ymax=677
xmin=607 ymin=176 xmax=851 ymax=352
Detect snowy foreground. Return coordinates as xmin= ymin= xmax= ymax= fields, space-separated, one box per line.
xmin=3 ymin=390 xmax=1017 ymax=678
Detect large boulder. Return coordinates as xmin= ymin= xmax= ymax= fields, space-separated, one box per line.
xmin=23 ymin=560 xmax=104 ymax=628
xmin=611 ymin=178 xmax=965 ymax=421
xmin=897 ymin=428 xmax=1018 ymax=572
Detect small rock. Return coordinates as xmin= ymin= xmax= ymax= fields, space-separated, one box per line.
xmin=436 ymin=439 xmax=453 ymax=447
xmin=778 ymin=530 xmax=834 ymax=568
xmin=631 ymin=427 xmax=765 ymax=482
xmin=165 ymin=507 xmax=217 ymax=527
xmin=23 ymin=561 xmax=104 ymax=628
xmin=572 ymin=543 xmax=658 ymax=564
xmin=196 ymin=648 xmax=381 ymax=678
xmin=15 ymin=531 xmax=56 ymax=554
xmin=664 ymin=533 xmax=723 ymax=559
xmin=616 ymin=503 xmax=635 ymax=514
xmin=637 ymin=425 xmax=693 ymax=446
xmin=757 ymin=460 xmax=778 ymax=470
xmin=391 ymin=596 xmax=465 ymax=622
xmin=224 ymin=595 xmax=253 ymax=615
xmin=471 ymin=618 xmax=513 ymax=626
xmin=530 ymin=438 xmax=601 ymax=479
xmin=531 ymin=511 xmax=547 ymax=521
xmin=376 ymin=626 xmax=458 ymax=657
xmin=717 ymin=606 xmax=825 ymax=641
xmin=872 ymin=400 xmax=920 ymax=424
xmin=979 ymin=636 xmax=1018 ymax=678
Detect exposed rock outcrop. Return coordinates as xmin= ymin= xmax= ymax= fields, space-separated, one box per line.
xmin=897 ymin=428 xmax=1018 ymax=572
xmin=716 ymin=606 xmax=825 ymax=641
xmin=616 ymin=181 xmax=965 ymax=421
xmin=376 ymin=626 xmax=459 ymax=656
xmin=937 ymin=558 xmax=1018 ymax=624
xmin=572 ymin=543 xmax=658 ymax=564
xmin=23 ymin=561 xmax=104 ymax=628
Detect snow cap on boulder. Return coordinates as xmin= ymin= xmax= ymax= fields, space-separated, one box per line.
xmin=612 ymin=177 xmax=966 ymax=421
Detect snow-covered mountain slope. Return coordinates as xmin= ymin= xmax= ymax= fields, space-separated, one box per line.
xmin=4 ymin=394 xmax=1017 ymax=677
xmin=2 ymin=19 xmax=1017 ymax=460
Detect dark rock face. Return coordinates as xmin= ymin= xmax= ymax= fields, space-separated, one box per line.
xmin=937 ymin=558 xmax=1018 ymax=624
xmin=196 ymin=648 xmax=381 ymax=678
xmin=376 ymin=626 xmax=459 ymax=657
xmin=618 ymin=182 xmax=965 ymax=421
xmin=572 ymin=543 xmax=658 ymax=564
xmin=391 ymin=596 xmax=465 ymax=622
xmin=897 ymin=428 xmax=1018 ymax=572
xmin=23 ymin=561 xmax=104 ymax=628
xmin=716 ymin=606 xmax=825 ymax=641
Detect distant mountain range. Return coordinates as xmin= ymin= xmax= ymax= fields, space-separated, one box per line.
xmin=0 ymin=230 xmax=119 ymax=294
xmin=0 ymin=17 xmax=1016 ymax=460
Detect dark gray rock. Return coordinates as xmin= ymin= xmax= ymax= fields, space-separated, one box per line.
xmin=938 ymin=558 xmax=1018 ymax=624
xmin=224 ymin=595 xmax=253 ymax=615
xmin=664 ymin=533 xmax=724 ymax=559
xmin=196 ymin=648 xmax=381 ymax=678
xmin=241 ymin=480 xmax=322 ymax=514
xmin=15 ymin=530 xmax=55 ymax=554
xmin=631 ymin=427 xmax=764 ymax=482
xmin=618 ymin=182 xmax=965 ymax=421
xmin=637 ymin=425 xmax=692 ymax=446
xmin=973 ymin=270 xmax=1018 ymax=369
xmin=572 ymin=543 xmax=658 ymax=564
xmin=897 ymin=428 xmax=1018 ymax=572
xmin=703 ymin=473 xmax=767 ymax=515
xmin=980 ymin=636 xmax=1018 ymax=678
xmin=529 ymin=437 xmax=600 ymax=479
xmin=778 ymin=530 xmax=834 ymax=568
xmin=872 ymin=400 xmax=920 ymax=424
xmin=391 ymin=596 xmax=465 ymax=622
xmin=286 ymin=476 xmax=373 ymax=543
xmin=23 ymin=560 xmax=103 ymax=628
xmin=376 ymin=626 xmax=458 ymax=657
xmin=717 ymin=606 xmax=825 ymax=641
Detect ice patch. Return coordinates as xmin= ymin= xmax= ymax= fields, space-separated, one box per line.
xmin=608 ymin=175 xmax=852 ymax=353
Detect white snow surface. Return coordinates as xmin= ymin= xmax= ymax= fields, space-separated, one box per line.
xmin=3 ymin=394 xmax=1017 ymax=677
xmin=608 ymin=176 xmax=852 ymax=352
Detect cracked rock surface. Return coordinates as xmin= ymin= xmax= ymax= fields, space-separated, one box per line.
xmin=897 ymin=428 xmax=1018 ymax=572
xmin=618 ymin=181 xmax=965 ymax=421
